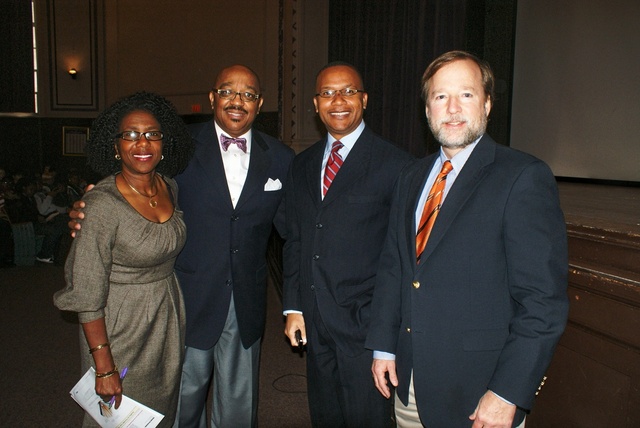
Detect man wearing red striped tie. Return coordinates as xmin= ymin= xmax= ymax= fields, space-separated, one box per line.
xmin=283 ymin=62 xmax=414 ymax=427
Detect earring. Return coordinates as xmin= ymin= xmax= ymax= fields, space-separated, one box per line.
xmin=161 ymin=155 xmax=165 ymax=160
xmin=115 ymin=154 xmax=121 ymax=160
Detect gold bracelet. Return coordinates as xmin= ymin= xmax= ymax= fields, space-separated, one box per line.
xmin=95 ymin=366 xmax=118 ymax=379
xmin=89 ymin=342 xmax=110 ymax=354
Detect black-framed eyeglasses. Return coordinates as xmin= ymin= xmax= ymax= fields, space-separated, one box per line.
xmin=212 ymin=89 xmax=261 ymax=103
xmin=315 ymin=88 xmax=364 ymax=98
xmin=115 ymin=130 xmax=164 ymax=142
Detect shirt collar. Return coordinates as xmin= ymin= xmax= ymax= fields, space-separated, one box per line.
xmin=439 ymin=134 xmax=482 ymax=174
xmin=326 ymin=120 xmax=365 ymax=152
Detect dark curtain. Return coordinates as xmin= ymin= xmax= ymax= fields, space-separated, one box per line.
xmin=0 ymin=0 xmax=35 ymax=113
xmin=328 ymin=0 xmax=469 ymax=157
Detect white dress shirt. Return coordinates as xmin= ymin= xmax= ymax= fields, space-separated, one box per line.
xmin=215 ymin=122 xmax=251 ymax=208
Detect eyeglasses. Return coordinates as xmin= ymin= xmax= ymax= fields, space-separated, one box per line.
xmin=115 ymin=130 xmax=164 ymax=141
xmin=315 ymin=88 xmax=364 ymax=98
xmin=212 ymin=89 xmax=261 ymax=103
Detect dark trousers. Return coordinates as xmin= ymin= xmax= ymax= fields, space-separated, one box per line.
xmin=33 ymin=215 xmax=66 ymax=259
xmin=306 ymin=304 xmax=393 ymax=428
xmin=0 ymin=219 xmax=13 ymax=266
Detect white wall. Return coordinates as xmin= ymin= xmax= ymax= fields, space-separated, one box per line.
xmin=510 ymin=0 xmax=640 ymax=181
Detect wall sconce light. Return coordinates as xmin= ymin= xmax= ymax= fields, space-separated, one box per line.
xmin=68 ymin=68 xmax=77 ymax=79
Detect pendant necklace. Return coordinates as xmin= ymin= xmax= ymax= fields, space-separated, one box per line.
xmin=122 ymin=172 xmax=158 ymax=208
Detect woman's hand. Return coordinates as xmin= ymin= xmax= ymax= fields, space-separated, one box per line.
xmin=95 ymin=369 xmax=123 ymax=409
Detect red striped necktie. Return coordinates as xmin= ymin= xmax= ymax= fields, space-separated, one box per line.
xmin=416 ymin=160 xmax=453 ymax=263
xmin=323 ymin=141 xmax=344 ymax=196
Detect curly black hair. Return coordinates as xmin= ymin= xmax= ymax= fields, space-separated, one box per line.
xmin=86 ymin=92 xmax=194 ymax=177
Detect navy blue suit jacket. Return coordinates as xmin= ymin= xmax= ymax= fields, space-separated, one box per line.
xmin=175 ymin=121 xmax=294 ymax=349
xmin=366 ymin=135 xmax=569 ymax=426
xmin=283 ymin=125 xmax=414 ymax=356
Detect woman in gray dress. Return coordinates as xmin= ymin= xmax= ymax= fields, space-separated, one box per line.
xmin=54 ymin=92 xmax=194 ymax=427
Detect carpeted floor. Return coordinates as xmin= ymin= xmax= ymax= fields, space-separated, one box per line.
xmin=0 ymin=263 xmax=311 ymax=427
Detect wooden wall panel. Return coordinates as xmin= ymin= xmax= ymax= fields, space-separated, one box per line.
xmin=528 ymin=183 xmax=640 ymax=427
xmin=47 ymin=0 xmax=101 ymax=111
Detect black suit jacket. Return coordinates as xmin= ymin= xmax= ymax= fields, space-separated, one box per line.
xmin=366 ymin=135 xmax=569 ymax=426
xmin=283 ymin=125 xmax=414 ymax=356
xmin=175 ymin=121 xmax=294 ymax=349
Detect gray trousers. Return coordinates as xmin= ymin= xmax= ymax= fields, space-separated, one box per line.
xmin=173 ymin=296 xmax=260 ymax=428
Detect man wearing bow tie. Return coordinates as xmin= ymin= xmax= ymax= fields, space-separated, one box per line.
xmin=174 ymin=64 xmax=294 ymax=427
xmin=67 ymin=65 xmax=292 ymax=427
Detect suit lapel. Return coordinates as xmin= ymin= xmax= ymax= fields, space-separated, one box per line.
xmin=417 ymin=136 xmax=497 ymax=266
xmin=235 ymin=131 xmax=270 ymax=210
xmin=321 ymin=127 xmax=371 ymax=206
xmin=305 ymin=141 xmax=326 ymax=209
xmin=193 ymin=122 xmax=234 ymax=210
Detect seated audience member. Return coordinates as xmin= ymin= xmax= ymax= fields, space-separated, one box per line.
xmin=0 ymin=177 xmax=14 ymax=267
xmin=64 ymin=169 xmax=84 ymax=205
xmin=34 ymin=174 xmax=69 ymax=222
xmin=8 ymin=177 xmax=66 ymax=263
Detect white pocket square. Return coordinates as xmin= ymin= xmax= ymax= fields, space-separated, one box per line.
xmin=264 ymin=178 xmax=282 ymax=191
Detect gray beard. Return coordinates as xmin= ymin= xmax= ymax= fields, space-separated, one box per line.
xmin=429 ymin=112 xmax=488 ymax=150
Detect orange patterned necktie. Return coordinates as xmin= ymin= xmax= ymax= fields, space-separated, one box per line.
xmin=323 ymin=141 xmax=344 ymax=196
xmin=416 ymin=160 xmax=453 ymax=263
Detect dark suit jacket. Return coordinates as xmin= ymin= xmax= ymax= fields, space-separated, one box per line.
xmin=366 ymin=135 xmax=569 ymax=426
xmin=175 ymin=121 xmax=294 ymax=350
xmin=283 ymin=125 xmax=414 ymax=356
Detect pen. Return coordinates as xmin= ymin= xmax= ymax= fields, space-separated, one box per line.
xmin=98 ymin=366 xmax=128 ymax=417
xmin=107 ymin=366 xmax=128 ymax=407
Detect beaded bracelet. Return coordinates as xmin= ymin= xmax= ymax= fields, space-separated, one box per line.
xmin=89 ymin=342 xmax=110 ymax=354
xmin=95 ymin=366 xmax=118 ymax=379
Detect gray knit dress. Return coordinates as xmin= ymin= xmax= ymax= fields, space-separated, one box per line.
xmin=54 ymin=175 xmax=186 ymax=428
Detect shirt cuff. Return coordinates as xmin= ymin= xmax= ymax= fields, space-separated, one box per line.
xmin=490 ymin=390 xmax=514 ymax=406
xmin=373 ymin=351 xmax=396 ymax=360
xmin=283 ymin=309 xmax=303 ymax=316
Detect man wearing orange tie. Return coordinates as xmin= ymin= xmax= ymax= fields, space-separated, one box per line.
xmin=366 ymin=51 xmax=569 ymax=427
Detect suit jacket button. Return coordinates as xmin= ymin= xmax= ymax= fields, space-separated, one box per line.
xmin=231 ymin=249 xmax=239 ymax=254
xmin=313 ymin=254 xmax=320 ymax=260
xmin=412 ymin=281 xmax=420 ymax=289
xmin=316 ymin=223 xmax=323 ymax=229
xmin=406 ymin=327 xmax=411 ymax=333
xmin=231 ymin=215 xmax=239 ymax=221
xmin=310 ymin=284 xmax=315 ymax=291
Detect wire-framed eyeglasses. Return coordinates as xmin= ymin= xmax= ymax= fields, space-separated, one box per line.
xmin=315 ymin=88 xmax=364 ymax=98
xmin=115 ymin=131 xmax=164 ymax=142
xmin=212 ymin=89 xmax=261 ymax=103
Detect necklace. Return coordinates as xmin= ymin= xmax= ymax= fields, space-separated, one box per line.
xmin=121 ymin=173 xmax=159 ymax=208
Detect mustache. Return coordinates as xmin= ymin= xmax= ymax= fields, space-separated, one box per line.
xmin=439 ymin=115 xmax=466 ymax=124
xmin=224 ymin=105 xmax=248 ymax=114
